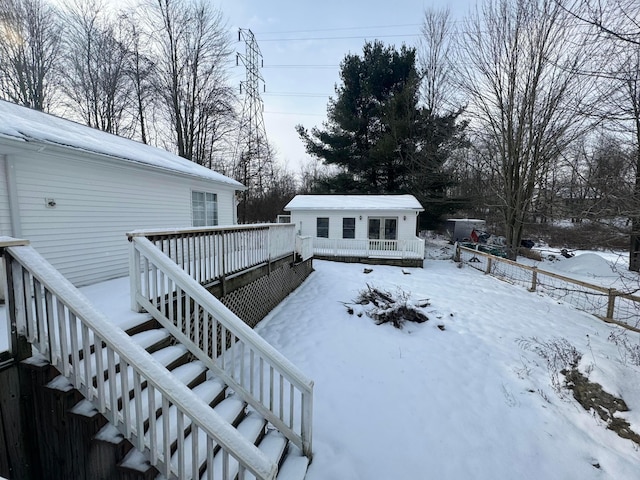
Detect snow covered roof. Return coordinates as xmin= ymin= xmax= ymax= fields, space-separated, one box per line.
xmin=285 ymin=194 xmax=424 ymax=211
xmin=0 ymin=100 xmax=244 ymax=188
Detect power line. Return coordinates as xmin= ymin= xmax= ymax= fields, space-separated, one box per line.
xmin=263 ymin=92 xmax=332 ymax=98
xmin=264 ymin=111 xmax=326 ymax=117
xmin=254 ymin=23 xmax=422 ymax=35
xmin=262 ymin=64 xmax=338 ymax=69
xmin=258 ymin=33 xmax=421 ymax=42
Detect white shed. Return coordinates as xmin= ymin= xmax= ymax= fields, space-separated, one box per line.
xmin=0 ymin=100 xmax=245 ymax=286
xmin=284 ymin=194 xmax=425 ymax=266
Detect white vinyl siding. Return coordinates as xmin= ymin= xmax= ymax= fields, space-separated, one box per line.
xmin=9 ymin=149 xmax=238 ymax=286
xmin=192 ymin=191 xmax=218 ymax=227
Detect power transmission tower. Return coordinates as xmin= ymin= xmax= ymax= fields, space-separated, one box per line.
xmin=235 ymin=28 xmax=272 ymax=223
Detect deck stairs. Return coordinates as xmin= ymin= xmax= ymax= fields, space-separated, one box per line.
xmin=2 ymin=237 xmax=313 ymax=480
xmin=95 ymin=316 xmax=309 ymax=479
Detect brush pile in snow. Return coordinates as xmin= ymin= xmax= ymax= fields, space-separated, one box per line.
xmin=346 ymin=284 xmax=430 ymax=329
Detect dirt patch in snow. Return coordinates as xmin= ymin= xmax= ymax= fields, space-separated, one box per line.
xmin=564 ymin=368 xmax=640 ymax=445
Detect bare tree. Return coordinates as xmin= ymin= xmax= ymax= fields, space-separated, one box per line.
xmin=62 ymin=0 xmax=135 ymax=135
xmin=418 ymin=7 xmax=457 ymax=115
xmin=562 ymin=0 xmax=640 ymax=46
xmin=565 ymin=0 xmax=640 ymax=268
xmin=120 ymin=12 xmax=156 ymax=145
xmin=0 ymin=0 xmax=62 ymax=111
xmin=148 ymin=0 xmax=235 ymax=164
xmin=457 ymin=0 xmax=595 ymax=257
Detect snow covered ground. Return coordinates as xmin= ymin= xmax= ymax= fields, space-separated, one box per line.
xmin=257 ymin=257 xmax=640 ymax=480
xmin=2 ymin=251 xmax=640 ymax=479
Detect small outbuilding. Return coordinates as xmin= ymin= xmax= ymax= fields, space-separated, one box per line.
xmin=284 ymin=194 xmax=425 ymax=267
xmin=0 ymin=100 xmax=245 ymax=286
xmin=445 ymin=218 xmax=486 ymax=243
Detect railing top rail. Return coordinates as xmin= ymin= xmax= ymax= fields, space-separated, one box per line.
xmin=127 ymin=223 xmax=294 ymax=240
xmin=458 ymin=245 xmax=613 ymax=294
xmin=0 ymin=236 xmax=30 ymax=248
xmin=6 ymin=242 xmax=276 ymax=480
xmin=133 ymin=236 xmax=314 ymax=394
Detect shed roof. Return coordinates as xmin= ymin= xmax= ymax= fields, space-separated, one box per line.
xmin=285 ymin=194 xmax=424 ymax=211
xmin=0 ymin=100 xmax=244 ymax=188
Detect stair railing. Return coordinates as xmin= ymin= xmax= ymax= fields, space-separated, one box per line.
xmin=1 ymin=238 xmax=277 ymax=480
xmin=129 ymin=235 xmax=314 ymax=458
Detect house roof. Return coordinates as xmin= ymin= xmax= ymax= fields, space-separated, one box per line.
xmin=0 ymin=100 xmax=244 ymax=188
xmin=285 ymin=194 xmax=424 ymax=211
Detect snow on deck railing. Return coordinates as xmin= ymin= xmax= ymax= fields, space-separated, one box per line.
xmin=127 ymin=224 xmax=296 ymax=287
xmin=2 ymin=239 xmax=277 ymax=480
xmin=129 ymin=236 xmax=314 ymax=458
xmin=456 ymin=244 xmax=640 ymax=332
xmin=296 ymin=236 xmax=313 ymax=262
xmin=313 ymin=237 xmax=425 ymax=260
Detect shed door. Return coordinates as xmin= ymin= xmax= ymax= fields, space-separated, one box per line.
xmin=368 ymin=217 xmax=397 ymax=240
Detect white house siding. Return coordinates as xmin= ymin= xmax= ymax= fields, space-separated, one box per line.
xmin=9 ymin=147 xmax=237 ymax=286
xmin=291 ymin=209 xmax=419 ymax=241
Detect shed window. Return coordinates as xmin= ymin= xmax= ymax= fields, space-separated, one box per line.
xmin=343 ymin=217 xmax=355 ymax=239
xmin=317 ymin=217 xmax=329 ymax=238
xmin=192 ymin=191 xmax=218 ymax=227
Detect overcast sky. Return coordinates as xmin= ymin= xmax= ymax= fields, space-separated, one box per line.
xmin=215 ymin=0 xmax=473 ymax=174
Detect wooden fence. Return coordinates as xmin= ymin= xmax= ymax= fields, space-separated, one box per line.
xmin=456 ymin=244 xmax=640 ymax=333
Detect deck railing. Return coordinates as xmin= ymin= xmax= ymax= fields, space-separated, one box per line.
xmin=313 ymin=237 xmax=425 ymax=259
xmin=127 ymin=224 xmax=296 ymax=288
xmin=457 ymin=244 xmax=640 ymax=332
xmin=129 ymin=235 xmax=314 ymax=458
xmin=295 ymin=236 xmax=313 ymax=262
xmin=1 ymin=237 xmax=276 ymax=480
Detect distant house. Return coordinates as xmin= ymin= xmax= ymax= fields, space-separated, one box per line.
xmin=0 ymin=100 xmax=245 ymax=286
xmin=284 ymin=194 xmax=425 ymax=266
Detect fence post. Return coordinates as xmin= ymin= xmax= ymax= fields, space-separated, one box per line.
xmin=485 ymin=257 xmax=492 ymax=274
xmin=530 ymin=268 xmax=537 ymax=292
xmin=606 ymin=289 xmax=617 ymax=319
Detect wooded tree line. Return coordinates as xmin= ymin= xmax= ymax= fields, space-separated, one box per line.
xmin=2 ymin=0 xmax=640 ymax=262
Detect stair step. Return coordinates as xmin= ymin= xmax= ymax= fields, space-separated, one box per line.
xmin=242 ymin=430 xmax=289 ymax=480
xmin=257 ymin=431 xmax=288 ymax=466
xmin=121 ymin=362 xmax=215 ymax=428
xmin=199 ymin=412 xmax=268 ymax=480
xmin=131 ymin=328 xmax=173 ymax=354
xmin=236 ymin=411 xmax=268 ymax=444
xmin=73 ymin=329 xmax=172 ymax=385
xmin=276 ymin=446 xmax=309 ymax=480
xmin=122 ymin=394 xmax=246 ymax=479
xmin=124 ymin=317 xmax=160 ymax=337
xmin=94 ymin=423 xmax=125 ymax=445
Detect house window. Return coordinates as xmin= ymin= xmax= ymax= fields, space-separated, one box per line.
xmin=317 ymin=217 xmax=329 ymax=238
xmin=343 ymin=217 xmax=355 ymax=239
xmin=368 ymin=217 xmax=397 ymax=240
xmin=192 ymin=191 xmax=218 ymax=227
